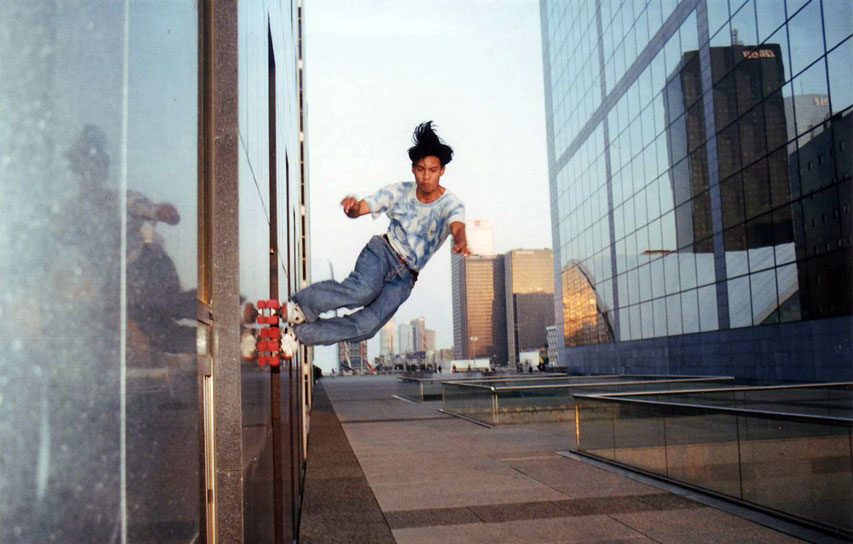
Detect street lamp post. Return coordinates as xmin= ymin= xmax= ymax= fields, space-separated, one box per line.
xmin=469 ymin=336 xmax=478 ymax=362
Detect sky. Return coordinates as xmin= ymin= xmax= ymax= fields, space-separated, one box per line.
xmin=305 ymin=0 xmax=552 ymax=373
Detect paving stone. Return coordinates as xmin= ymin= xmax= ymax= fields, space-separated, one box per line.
xmin=392 ymin=515 xmax=644 ymax=544
xmin=385 ymin=507 xmax=481 ymax=529
xmin=468 ymin=500 xmax=568 ymax=523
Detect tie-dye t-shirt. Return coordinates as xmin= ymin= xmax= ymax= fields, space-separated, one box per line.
xmin=364 ymin=182 xmax=465 ymax=272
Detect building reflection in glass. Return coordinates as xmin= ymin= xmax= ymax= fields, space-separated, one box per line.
xmin=561 ymin=262 xmax=613 ymax=347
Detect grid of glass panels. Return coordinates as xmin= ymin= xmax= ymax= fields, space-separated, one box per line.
xmin=544 ymin=0 xmax=602 ymax=156
xmin=544 ymin=0 xmax=852 ymax=346
xmin=709 ymin=0 xmax=853 ymax=326
xmin=601 ymin=0 xmax=679 ymax=94
xmin=610 ymin=11 xmax=714 ymax=341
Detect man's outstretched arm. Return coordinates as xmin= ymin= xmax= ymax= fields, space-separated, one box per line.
xmin=450 ymin=221 xmax=470 ymax=256
xmin=341 ymin=196 xmax=370 ymax=218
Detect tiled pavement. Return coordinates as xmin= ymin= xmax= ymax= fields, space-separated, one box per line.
xmin=301 ymin=376 xmax=808 ymax=544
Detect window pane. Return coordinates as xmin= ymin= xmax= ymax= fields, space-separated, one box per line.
xmin=751 ymin=268 xmax=779 ymax=324
xmin=787 ymin=0 xmax=825 ymax=77
xmin=666 ymin=293 xmax=684 ymax=334
xmin=654 ymin=297 xmax=669 ymax=336
xmin=728 ymin=276 xmax=753 ymax=327
xmin=827 ymin=37 xmax=853 ymax=115
xmin=822 ymin=0 xmax=853 ymax=51
xmin=698 ymin=284 xmax=720 ymax=331
xmin=682 ymin=289 xmax=701 ymax=333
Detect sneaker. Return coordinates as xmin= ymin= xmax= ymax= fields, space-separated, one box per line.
xmin=280 ymin=327 xmax=300 ymax=360
xmin=281 ymin=300 xmax=306 ymax=325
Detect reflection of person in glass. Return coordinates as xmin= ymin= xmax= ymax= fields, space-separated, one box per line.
xmin=64 ymin=124 xmax=196 ymax=355
xmin=65 ymin=124 xmax=199 ymax=538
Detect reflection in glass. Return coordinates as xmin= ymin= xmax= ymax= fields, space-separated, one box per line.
xmin=728 ymin=276 xmax=753 ymax=327
xmin=786 ymin=0 xmax=824 ymax=76
xmin=823 ymin=0 xmax=853 ymax=51
xmin=751 ymin=268 xmax=779 ymax=323
xmin=666 ymin=293 xmax=683 ymax=334
xmin=0 ymin=3 xmax=200 ymax=542
xmin=827 ymin=38 xmax=853 ymax=114
xmin=561 ymin=263 xmax=615 ymax=346
xmin=681 ymin=290 xmax=700 ymax=333
xmin=698 ymin=284 xmax=720 ymax=331
xmin=755 ymin=0 xmax=786 ymax=43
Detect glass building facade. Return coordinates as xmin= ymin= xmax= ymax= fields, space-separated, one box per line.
xmin=1 ymin=2 xmax=311 ymax=542
xmin=541 ymin=0 xmax=852 ymax=382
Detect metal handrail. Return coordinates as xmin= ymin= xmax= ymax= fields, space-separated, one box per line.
xmin=489 ymin=376 xmax=734 ymax=392
xmin=576 ymin=381 xmax=853 ymax=397
xmin=573 ymin=382 xmax=853 ymax=425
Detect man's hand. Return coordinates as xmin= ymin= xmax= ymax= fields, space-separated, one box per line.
xmin=155 ymin=203 xmax=181 ymax=225
xmin=449 ymin=221 xmax=470 ymax=256
xmin=341 ymin=196 xmax=368 ymax=218
xmin=452 ymin=239 xmax=470 ymax=256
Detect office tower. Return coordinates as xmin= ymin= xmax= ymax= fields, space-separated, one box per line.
xmin=466 ymin=219 xmax=495 ymax=256
xmin=424 ymin=329 xmax=436 ymax=353
xmin=540 ymin=0 xmax=851 ymax=382
xmin=338 ymin=340 xmax=368 ymax=373
xmin=451 ymin=253 xmax=508 ymax=364
xmin=380 ymin=318 xmax=395 ymax=358
xmin=504 ymin=249 xmax=556 ymax=365
xmin=397 ymin=323 xmax=414 ymax=355
xmin=410 ymin=316 xmax=426 ymax=351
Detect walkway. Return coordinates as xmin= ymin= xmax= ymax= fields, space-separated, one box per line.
xmin=301 ymin=375 xmax=807 ymax=543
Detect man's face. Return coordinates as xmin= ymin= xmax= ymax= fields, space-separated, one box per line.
xmin=412 ymin=156 xmax=445 ymax=193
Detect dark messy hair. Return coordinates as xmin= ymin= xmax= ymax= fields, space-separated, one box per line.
xmin=407 ymin=121 xmax=453 ymax=166
xmin=66 ymin=124 xmax=110 ymax=169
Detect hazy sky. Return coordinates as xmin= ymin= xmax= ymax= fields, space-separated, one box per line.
xmin=305 ymin=0 xmax=551 ymax=372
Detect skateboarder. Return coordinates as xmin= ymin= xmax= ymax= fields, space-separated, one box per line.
xmin=278 ymin=121 xmax=469 ymax=355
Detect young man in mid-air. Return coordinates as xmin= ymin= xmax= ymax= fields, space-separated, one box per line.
xmin=276 ymin=121 xmax=469 ymax=355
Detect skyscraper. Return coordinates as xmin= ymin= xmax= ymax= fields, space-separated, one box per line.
xmin=540 ymin=0 xmax=851 ymax=382
xmin=380 ymin=318 xmax=395 ymax=359
xmin=451 ymin=253 xmax=508 ymax=364
xmin=397 ymin=323 xmax=414 ymax=355
xmin=504 ymin=249 xmax=556 ymax=365
xmin=465 ymin=219 xmax=495 ymax=256
xmin=410 ymin=316 xmax=426 ymax=352
xmin=423 ymin=329 xmax=436 ymax=353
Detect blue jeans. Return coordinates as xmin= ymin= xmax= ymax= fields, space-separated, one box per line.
xmin=292 ymin=235 xmax=415 ymax=346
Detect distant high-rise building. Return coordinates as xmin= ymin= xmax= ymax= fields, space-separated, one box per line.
xmin=338 ymin=340 xmax=368 ymax=373
xmin=396 ymin=323 xmax=414 ymax=355
xmin=451 ymin=253 xmax=507 ymax=364
xmin=465 ymin=219 xmax=495 ymax=256
xmin=380 ymin=318 xmax=395 ymax=358
xmin=423 ymin=329 xmax=436 ymax=353
xmin=504 ymin=249 xmax=556 ymax=365
xmin=784 ymin=94 xmax=831 ymax=144
xmin=410 ymin=317 xmax=426 ymax=351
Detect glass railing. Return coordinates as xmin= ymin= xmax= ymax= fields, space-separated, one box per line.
xmin=440 ymin=376 xmax=735 ymax=425
xmin=572 ymin=383 xmax=853 ymax=537
xmin=396 ymin=373 xmax=567 ymax=402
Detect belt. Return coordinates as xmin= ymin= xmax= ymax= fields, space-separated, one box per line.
xmin=382 ymin=234 xmax=418 ymax=282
